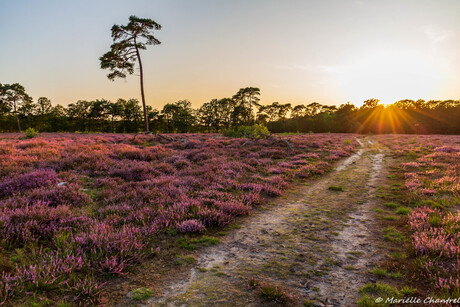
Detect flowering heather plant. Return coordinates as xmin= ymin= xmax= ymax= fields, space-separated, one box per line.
xmin=0 ymin=273 xmax=22 ymax=304
xmin=67 ymin=275 xmax=104 ymax=305
xmin=0 ymin=203 xmax=88 ymax=246
xmin=178 ymin=219 xmax=206 ymax=233
xmin=0 ymin=133 xmax=358 ymax=303
xmin=0 ymin=169 xmax=59 ymax=197
xmin=17 ymin=250 xmax=85 ymax=290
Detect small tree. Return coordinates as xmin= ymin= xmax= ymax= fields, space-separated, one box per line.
xmin=0 ymin=83 xmax=32 ymax=132
xmin=100 ymin=16 xmax=162 ymax=132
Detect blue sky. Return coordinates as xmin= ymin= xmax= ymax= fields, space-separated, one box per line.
xmin=1 ymin=0 xmax=459 ymax=108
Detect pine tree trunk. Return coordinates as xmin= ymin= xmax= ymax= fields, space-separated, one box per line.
xmin=134 ymin=38 xmax=149 ymax=132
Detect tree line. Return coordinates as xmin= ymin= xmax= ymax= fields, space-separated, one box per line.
xmin=1 ymin=84 xmax=459 ymax=134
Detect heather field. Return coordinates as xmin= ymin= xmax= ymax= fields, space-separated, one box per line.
xmin=374 ymin=135 xmax=460 ymax=300
xmin=3 ymin=1 xmax=460 ymax=306
xmin=0 ymin=133 xmax=459 ymax=306
xmin=0 ymin=133 xmax=359 ymax=305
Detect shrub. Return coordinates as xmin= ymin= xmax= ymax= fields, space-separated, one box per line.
xmin=24 ymin=128 xmax=37 ymax=139
xmin=223 ymin=124 xmax=269 ymax=138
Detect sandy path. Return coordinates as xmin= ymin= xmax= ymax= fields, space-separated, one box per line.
xmin=121 ymin=137 xmax=387 ymax=307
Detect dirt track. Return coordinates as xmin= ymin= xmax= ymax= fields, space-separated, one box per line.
xmin=119 ymin=137 xmax=389 ymax=307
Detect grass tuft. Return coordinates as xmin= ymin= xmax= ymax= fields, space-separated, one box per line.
xmin=396 ymin=207 xmax=411 ymax=215
xmin=131 ymin=287 xmax=154 ymax=300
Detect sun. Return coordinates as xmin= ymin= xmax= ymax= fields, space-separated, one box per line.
xmin=340 ymin=49 xmax=444 ymax=106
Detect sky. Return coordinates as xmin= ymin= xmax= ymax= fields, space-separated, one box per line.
xmin=1 ymin=0 xmax=459 ymax=109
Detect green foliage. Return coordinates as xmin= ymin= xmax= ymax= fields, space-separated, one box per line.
xmin=429 ymin=212 xmax=442 ymax=227
xmin=391 ymin=252 xmax=407 ymax=260
xmin=131 ymin=287 xmax=154 ymax=300
xmin=176 ymin=236 xmax=220 ymax=250
xmin=419 ymin=199 xmax=444 ymax=210
xmin=223 ymin=124 xmax=269 ymax=138
xmin=370 ymin=268 xmax=387 ymax=277
xmin=383 ymin=227 xmax=406 ymax=243
xmin=384 ymin=202 xmax=399 ymax=209
xmin=400 ymin=286 xmax=416 ymax=295
xmin=369 ymin=268 xmax=402 ymax=279
xmin=358 ymin=282 xmax=400 ymax=307
xmin=396 ymin=207 xmax=411 ymax=215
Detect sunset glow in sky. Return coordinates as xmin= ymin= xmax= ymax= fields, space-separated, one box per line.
xmin=1 ymin=0 xmax=459 ymax=109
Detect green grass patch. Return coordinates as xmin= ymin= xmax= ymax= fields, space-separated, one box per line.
xmin=418 ymin=199 xmax=444 ymax=210
xmin=391 ymin=252 xmax=407 ymax=260
xmin=388 ymin=271 xmax=403 ymax=279
xmin=370 ymin=268 xmax=403 ymax=279
xmin=429 ymin=212 xmax=442 ymax=227
xmin=383 ymin=227 xmax=406 ymax=243
xmin=176 ymin=255 xmax=196 ymax=265
xmin=328 ymin=185 xmax=344 ymax=192
xmin=177 ymin=236 xmax=220 ymax=250
xmin=396 ymin=207 xmax=411 ymax=215
xmin=370 ymin=268 xmax=387 ymax=277
xmin=131 ymin=287 xmax=154 ymax=300
xmin=358 ymin=282 xmax=400 ymax=307
xmin=400 ymin=285 xmax=416 ymax=295
xmin=384 ymin=202 xmax=399 ymax=209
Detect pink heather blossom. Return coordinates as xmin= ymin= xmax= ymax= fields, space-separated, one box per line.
xmin=421 ymin=188 xmax=437 ymax=196
xmin=178 ymin=219 xmax=206 ymax=233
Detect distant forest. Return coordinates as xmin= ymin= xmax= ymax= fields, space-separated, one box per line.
xmin=1 ymin=85 xmax=459 ymax=134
